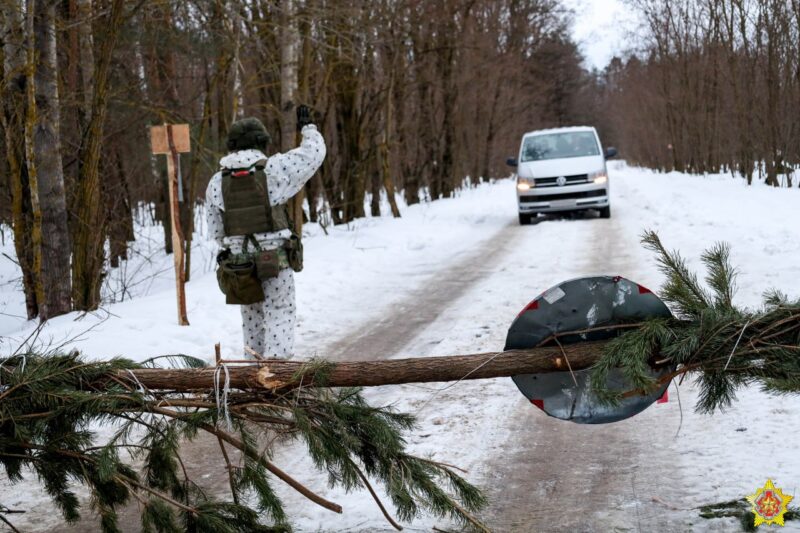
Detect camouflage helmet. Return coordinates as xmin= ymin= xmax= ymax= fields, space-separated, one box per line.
xmin=226 ymin=117 xmax=271 ymax=152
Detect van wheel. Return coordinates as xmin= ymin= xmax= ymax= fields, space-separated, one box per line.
xmin=599 ymin=206 xmax=611 ymax=219
xmin=519 ymin=213 xmax=532 ymax=225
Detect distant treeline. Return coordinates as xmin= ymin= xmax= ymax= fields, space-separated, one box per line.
xmin=598 ymin=0 xmax=800 ymax=185
xmin=0 ymin=0 xmax=599 ymax=321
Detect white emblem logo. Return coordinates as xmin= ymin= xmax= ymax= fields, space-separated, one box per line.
xmin=556 ymin=176 xmax=567 ymax=186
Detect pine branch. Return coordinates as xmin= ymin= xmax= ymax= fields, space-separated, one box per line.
xmin=0 ymin=351 xmax=489 ymax=531
xmin=641 ymin=230 xmax=711 ymax=318
xmin=590 ymin=231 xmax=800 ymax=412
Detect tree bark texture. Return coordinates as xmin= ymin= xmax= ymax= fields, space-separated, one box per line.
xmin=26 ymin=0 xmax=72 ymax=320
xmin=127 ymin=341 xmax=608 ymax=393
xmin=280 ymin=0 xmax=305 ymax=231
xmin=1 ymin=0 xmax=38 ymax=318
xmin=76 ymin=0 xmax=94 ymax=118
xmin=71 ymin=0 xmax=125 ymax=311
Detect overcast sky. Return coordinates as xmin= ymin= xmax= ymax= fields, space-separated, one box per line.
xmin=566 ymin=0 xmax=637 ymax=70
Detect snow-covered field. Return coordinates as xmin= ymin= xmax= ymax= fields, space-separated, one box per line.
xmin=1 ymin=162 xmax=799 ymax=532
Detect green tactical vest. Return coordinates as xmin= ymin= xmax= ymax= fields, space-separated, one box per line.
xmin=220 ymin=160 xmax=290 ymax=237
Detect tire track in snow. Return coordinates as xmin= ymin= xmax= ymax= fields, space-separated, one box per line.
xmin=322 ymin=221 xmax=517 ymax=361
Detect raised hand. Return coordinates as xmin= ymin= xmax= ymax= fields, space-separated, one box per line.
xmin=296 ymin=104 xmax=312 ymax=132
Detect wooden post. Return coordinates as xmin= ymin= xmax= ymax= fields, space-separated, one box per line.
xmin=150 ymin=124 xmax=191 ymax=325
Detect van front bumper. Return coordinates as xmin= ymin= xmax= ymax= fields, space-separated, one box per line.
xmin=517 ymin=183 xmax=609 ymax=214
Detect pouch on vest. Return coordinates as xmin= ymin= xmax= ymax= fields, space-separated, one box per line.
xmin=241 ymin=235 xmax=287 ymax=280
xmin=254 ymin=250 xmax=282 ymax=279
xmin=285 ymin=232 xmax=303 ymax=272
xmin=216 ymin=256 xmax=264 ymax=305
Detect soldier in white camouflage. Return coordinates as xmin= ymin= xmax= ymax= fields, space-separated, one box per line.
xmin=205 ymin=107 xmax=325 ymax=358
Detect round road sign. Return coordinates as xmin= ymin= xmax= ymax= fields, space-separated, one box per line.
xmin=506 ymin=276 xmax=674 ymax=424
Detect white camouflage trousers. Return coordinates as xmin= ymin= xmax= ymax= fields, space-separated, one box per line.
xmin=240 ymin=268 xmax=296 ymax=359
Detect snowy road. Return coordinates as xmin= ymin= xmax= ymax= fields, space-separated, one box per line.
xmin=275 ymin=166 xmax=800 ymax=533
xmin=323 ymin=207 xmax=689 ymax=532
xmin=3 ymin=163 xmax=800 ymax=532
xmin=481 ymin=211 xmax=685 ymax=532
xmin=321 ymin=205 xmax=682 ymax=531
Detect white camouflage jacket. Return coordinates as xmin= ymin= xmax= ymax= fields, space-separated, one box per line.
xmin=205 ymin=125 xmax=326 ymax=253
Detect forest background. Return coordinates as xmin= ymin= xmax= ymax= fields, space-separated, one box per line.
xmin=2 ymin=0 xmax=800 ymax=322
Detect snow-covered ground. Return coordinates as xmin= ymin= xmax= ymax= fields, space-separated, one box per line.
xmin=1 ymin=162 xmax=799 ymax=532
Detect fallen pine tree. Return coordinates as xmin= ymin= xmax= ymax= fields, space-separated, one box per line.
xmin=1 ymin=232 xmax=799 ymax=532
xmin=126 ymin=339 xmax=610 ymax=392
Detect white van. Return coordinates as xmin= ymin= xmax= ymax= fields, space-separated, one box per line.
xmin=506 ymin=126 xmax=617 ymax=224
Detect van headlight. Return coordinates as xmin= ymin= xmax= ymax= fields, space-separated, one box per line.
xmin=517 ymin=178 xmax=534 ymax=191
xmin=589 ymin=171 xmax=608 ymax=184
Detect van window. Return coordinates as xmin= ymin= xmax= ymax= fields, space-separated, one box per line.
xmin=521 ymin=132 xmax=600 ymax=162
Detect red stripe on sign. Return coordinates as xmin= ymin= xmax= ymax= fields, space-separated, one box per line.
xmin=657 ymin=389 xmax=669 ymax=403
xmin=637 ymin=284 xmax=653 ymax=294
xmin=531 ymin=399 xmax=544 ymax=410
xmin=517 ymin=300 xmax=539 ymax=317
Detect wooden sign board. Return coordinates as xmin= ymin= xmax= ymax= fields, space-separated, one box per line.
xmin=149 ymin=123 xmax=191 ymax=326
xmin=150 ymin=124 xmax=191 ymax=154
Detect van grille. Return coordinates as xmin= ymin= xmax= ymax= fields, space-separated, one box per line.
xmin=533 ymin=174 xmax=589 ymax=187
xmin=520 ymin=189 xmax=605 ymax=203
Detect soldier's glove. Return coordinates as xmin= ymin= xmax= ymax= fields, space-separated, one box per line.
xmin=296 ymin=105 xmax=313 ymax=132
xmin=216 ymin=249 xmax=231 ymax=265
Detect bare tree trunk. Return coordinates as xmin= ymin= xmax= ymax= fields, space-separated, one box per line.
xmin=213 ymin=1 xmax=231 ymax=154
xmin=280 ymin=0 xmax=304 ymax=230
xmin=297 ymin=2 xmax=319 ymax=223
xmin=369 ymin=169 xmax=381 ymax=217
xmin=25 ymin=0 xmax=72 ymax=320
xmin=107 ymin=148 xmax=134 ymax=268
xmin=1 ymin=0 xmax=38 ymax=318
xmin=76 ymin=0 xmax=94 ymax=118
xmin=71 ymin=0 xmax=125 ymax=311
xmin=228 ymin=3 xmax=243 ymax=123
xmin=126 ymin=341 xmax=609 ymax=392
xmin=184 ymin=64 xmax=215 ymax=283
xmin=381 ymin=66 xmax=401 ymax=218
xmin=481 ymin=79 xmax=502 ymax=180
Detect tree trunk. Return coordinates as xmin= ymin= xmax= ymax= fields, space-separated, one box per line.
xmin=369 ymin=169 xmax=381 ymax=217
xmin=71 ymin=0 xmax=125 ymax=311
xmin=183 ymin=64 xmax=215 ymax=283
xmin=127 ymin=340 xmax=612 ymax=392
xmin=280 ymin=0 xmax=304 ymax=230
xmin=106 ymin=147 xmax=133 ymax=268
xmin=381 ymin=67 xmax=401 ymax=218
xmin=297 ymin=4 xmax=318 ymax=223
xmin=1 ymin=0 xmax=38 ymax=319
xmin=76 ymin=0 xmax=94 ymax=118
xmin=26 ymin=0 xmax=72 ymax=320
xmin=481 ymin=79 xmax=502 ymax=180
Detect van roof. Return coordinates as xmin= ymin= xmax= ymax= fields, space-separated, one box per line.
xmin=522 ymin=126 xmax=597 ymax=137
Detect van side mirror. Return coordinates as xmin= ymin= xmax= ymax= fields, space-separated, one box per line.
xmin=604 ymin=147 xmax=618 ymax=159
xmin=506 ymin=157 xmax=518 ymax=167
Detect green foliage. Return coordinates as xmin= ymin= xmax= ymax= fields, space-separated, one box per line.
xmin=641 ymin=230 xmax=712 ymax=319
xmin=291 ymin=386 xmax=487 ymax=525
xmin=0 ymin=350 xmax=487 ymax=531
xmin=591 ymin=231 xmax=800 ymax=414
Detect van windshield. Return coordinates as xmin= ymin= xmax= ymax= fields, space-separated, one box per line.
xmin=520 ymin=132 xmax=600 ymax=162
